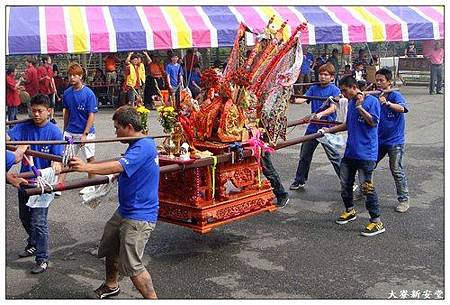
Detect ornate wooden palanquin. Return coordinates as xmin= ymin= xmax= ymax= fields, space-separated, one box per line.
xmin=157 ymin=142 xmax=276 ymax=233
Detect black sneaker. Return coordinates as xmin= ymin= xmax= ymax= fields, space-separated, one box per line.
xmin=95 ymin=283 xmax=120 ymax=299
xmin=31 ymin=261 xmax=48 ymax=274
xmin=18 ymin=246 xmax=36 ymax=258
xmin=289 ymin=181 xmax=305 ymax=190
xmin=276 ymin=196 xmax=290 ymax=209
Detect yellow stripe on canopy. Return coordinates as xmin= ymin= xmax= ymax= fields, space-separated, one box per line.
xmin=351 ymin=7 xmax=385 ymax=42
xmin=68 ymin=7 xmax=88 ymax=53
xmin=257 ymin=7 xmax=290 ymax=42
xmin=162 ymin=7 xmax=192 ymax=49
xmin=434 ymin=6 xmax=444 ymax=15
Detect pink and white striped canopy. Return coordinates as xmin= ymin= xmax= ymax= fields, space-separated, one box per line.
xmin=7 ymin=6 xmax=444 ymax=55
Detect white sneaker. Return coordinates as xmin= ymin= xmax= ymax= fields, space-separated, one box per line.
xmin=54 ymin=191 xmax=62 ymax=197
xmin=80 ymin=186 xmax=96 ymax=195
xmin=395 ymin=200 xmax=410 ymax=213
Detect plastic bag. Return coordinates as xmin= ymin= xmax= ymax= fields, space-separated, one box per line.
xmin=317 ymin=132 xmax=346 ymax=150
xmin=81 ymin=174 xmax=115 ymax=209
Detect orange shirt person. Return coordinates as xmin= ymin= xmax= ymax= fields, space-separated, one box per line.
xmin=341 ymin=43 xmax=352 ymax=66
xmin=104 ymin=54 xmax=119 ymax=84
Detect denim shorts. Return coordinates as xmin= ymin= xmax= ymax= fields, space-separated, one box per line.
xmin=98 ymin=211 xmax=155 ymax=277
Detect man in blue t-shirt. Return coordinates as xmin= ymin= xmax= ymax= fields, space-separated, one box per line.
xmin=8 ymin=94 xmax=63 ymax=273
xmin=69 ymin=106 xmax=159 ymax=299
xmin=188 ymin=63 xmax=202 ymax=99
xmin=165 ymin=53 xmax=184 ymax=108
xmin=373 ymin=68 xmax=410 ymax=213
xmin=322 ymin=76 xmax=384 ymax=237
xmin=63 ymin=63 xmax=98 ymax=195
xmin=290 ymin=63 xmax=341 ymax=190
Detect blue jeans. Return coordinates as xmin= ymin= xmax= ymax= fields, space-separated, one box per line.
xmin=340 ymin=158 xmax=380 ymax=222
xmin=261 ymin=152 xmax=288 ymax=200
xmin=7 ymin=106 xmax=18 ymax=122
xmin=18 ymin=191 xmax=49 ymax=263
xmin=430 ymin=64 xmax=443 ymax=93
xmin=294 ymin=138 xmax=341 ymax=184
xmin=377 ymin=144 xmax=409 ymax=202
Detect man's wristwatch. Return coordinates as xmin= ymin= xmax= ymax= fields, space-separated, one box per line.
xmin=385 ymin=101 xmax=392 ymax=108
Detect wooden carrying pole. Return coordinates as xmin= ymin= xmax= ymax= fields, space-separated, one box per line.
xmin=23 ymin=124 xmax=345 ymax=196
xmin=6 ymin=118 xmax=33 ymax=125
xmin=7 ymin=145 xmax=63 ymax=163
xmin=13 ymin=158 xmax=121 ymax=179
xmin=7 ymin=135 xmax=169 ymax=146
xmin=23 ymin=150 xmax=254 ymax=196
xmin=287 ymin=115 xmax=343 ymax=128
xmin=292 ymin=82 xmax=320 ymax=86
xmin=274 ymin=124 xmax=344 ymax=150
xmin=291 ymin=87 xmax=399 ymax=100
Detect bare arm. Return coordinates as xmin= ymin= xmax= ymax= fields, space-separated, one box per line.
xmin=14 ymin=145 xmax=29 ymax=163
xmin=63 ymin=108 xmax=69 ymax=131
xmin=315 ymin=103 xmax=337 ymax=119
xmin=6 ymin=172 xmax=28 ymax=188
xmin=379 ymin=95 xmax=406 ymax=113
xmin=179 ymin=74 xmax=184 ymax=88
xmin=355 ymin=93 xmax=376 ymax=127
xmin=143 ymin=51 xmax=152 ymax=63
xmin=167 ymin=75 xmax=172 ymax=90
xmin=70 ymin=157 xmax=124 ymax=175
xmin=83 ymin=112 xmax=95 ymax=135
xmin=356 ymin=106 xmax=376 ymax=127
xmin=384 ymin=102 xmax=405 ymax=113
xmin=324 ymin=122 xmax=347 ymax=133
xmin=125 ymin=52 xmax=132 ymax=65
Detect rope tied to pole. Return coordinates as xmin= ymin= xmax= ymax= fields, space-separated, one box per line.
xmin=210 ymin=156 xmax=218 ymax=199
xmin=22 ymin=155 xmax=54 ymax=196
xmin=62 ymin=135 xmax=76 ymax=167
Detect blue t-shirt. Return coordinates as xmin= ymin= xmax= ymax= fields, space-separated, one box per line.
xmin=190 ymin=71 xmax=201 ymax=85
xmin=376 ymin=91 xmax=409 ymax=146
xmin=8 ymin=121 xmax=64 ymax=173
xmin=118 ymin=138 xmax=160 ymax=223
xmin=63 ymin=86 xmax=98 ymax=134
xmin=344 ymin=95 xmax=380 ymax=161
xmin=189 ymin=71 xmax=201 ymax=91
xmin=6 ymin=151 xmax=16 ymax=171
xmin=300 ymin=52 xmax=314 ymax=75
xmin=304 ymin=83 xmax=341 ymax=134
xmin=165 ymin=63 xmax=182 ymax=88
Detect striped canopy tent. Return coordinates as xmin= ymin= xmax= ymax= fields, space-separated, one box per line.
xmin=7 ymin=6 xmax=444 ymax=55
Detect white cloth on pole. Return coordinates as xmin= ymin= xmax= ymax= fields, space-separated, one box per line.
xmin=336 ymin=97 xmax=349 ymax=123
xmin=81 ymin=174 xmax=115 ymax=209
xmin=26 ymin=167 xmax=56 ymax=208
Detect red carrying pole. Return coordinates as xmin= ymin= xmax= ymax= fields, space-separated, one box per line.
xmin=7 ymin=145 xmax=63 ymax=163
xmin=7 ymin=134 xmax=168 ymax=146
xmin=22 ymin=150 xmax=255 ymax=196
xmin=6 ymin=118 xmax=33 ymax=125
xmin=274 ymin=124 xmax=345 ymax=150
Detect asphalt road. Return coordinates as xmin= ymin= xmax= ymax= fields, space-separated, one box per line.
xmin=4 ymin=86 xmax=444 ymax=300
